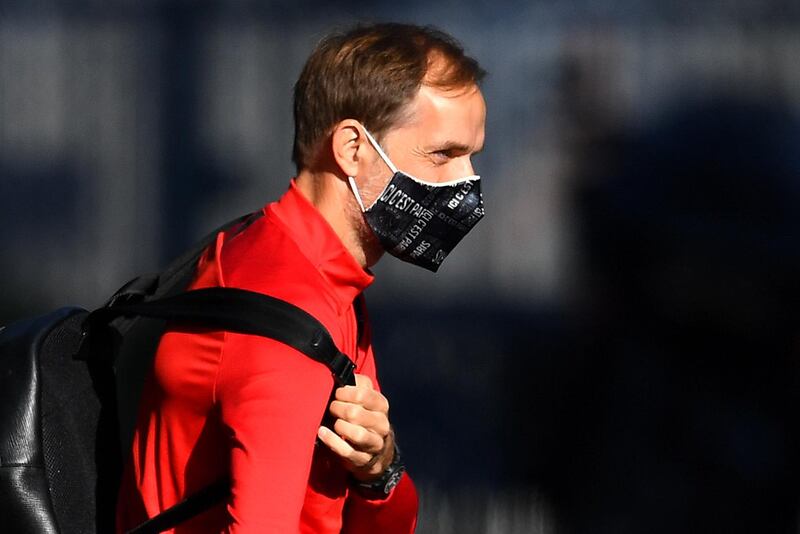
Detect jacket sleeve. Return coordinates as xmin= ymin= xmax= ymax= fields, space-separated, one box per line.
xmin=215 ymin=332 xmax=334 ymax=533
xmin=341 ymin=473 xmax=419 ymax=533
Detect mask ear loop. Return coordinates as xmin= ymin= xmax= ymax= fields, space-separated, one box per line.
xmin=347 ymin=176 xmax=367 ymax=212
xmin=348 ymin=127 xmax=397 ymax=213
xmin=363 ymin=128 xmax=399 ymax=174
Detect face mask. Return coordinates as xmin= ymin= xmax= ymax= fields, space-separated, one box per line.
xmin=348 ymin=128 xmax=485 ymax=272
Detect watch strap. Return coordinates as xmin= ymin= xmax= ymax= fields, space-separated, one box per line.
xmin=351 ymin=441 xmax=406 ymax=500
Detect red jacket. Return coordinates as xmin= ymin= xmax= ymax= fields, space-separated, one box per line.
xmin=116 ymin=181 xmax=418 ymax=533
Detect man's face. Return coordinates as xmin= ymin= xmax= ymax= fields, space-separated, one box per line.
xmin=362 ymin=83 xmax=486 ymax=199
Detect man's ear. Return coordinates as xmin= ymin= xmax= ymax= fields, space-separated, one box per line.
xmin=331 ymin=119 xmax=364 ymax=178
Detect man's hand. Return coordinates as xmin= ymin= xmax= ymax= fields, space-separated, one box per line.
xmin=317 ymin=374 xmax=395 ymax=481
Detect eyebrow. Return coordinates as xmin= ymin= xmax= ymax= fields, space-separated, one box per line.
xmin=428 ymin=141 xmax=484 ymax=155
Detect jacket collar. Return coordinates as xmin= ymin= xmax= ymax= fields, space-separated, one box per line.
xmin=267 ymin=180 xmax=374 ymax=313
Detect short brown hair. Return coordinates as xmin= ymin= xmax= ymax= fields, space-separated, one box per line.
xmin=292 ymin=23 xmax=485 ymax=170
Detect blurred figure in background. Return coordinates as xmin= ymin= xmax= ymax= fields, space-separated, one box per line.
xmin=516 ymin=95 xmax=800 ymax=534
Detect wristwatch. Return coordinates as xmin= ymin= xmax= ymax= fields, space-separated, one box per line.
xmin=351 ymin=442 xmax=406 ymax=500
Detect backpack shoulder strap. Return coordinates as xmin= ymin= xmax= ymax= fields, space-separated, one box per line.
xmin=125 ymin=478 xmax=229 ymax=534
xmin=88 ymin=287 xmax=356 ymax=387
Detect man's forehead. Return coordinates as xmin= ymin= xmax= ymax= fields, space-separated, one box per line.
xmin=415 ymin=83 xmax=484 ymax=111
xmin=411 ymin=84 xmax=486 ymax=148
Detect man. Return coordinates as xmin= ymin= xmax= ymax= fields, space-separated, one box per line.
xmin=116 ymin=22 xmax=486 ymax=533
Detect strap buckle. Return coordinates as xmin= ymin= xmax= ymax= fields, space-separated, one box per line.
xmin=329 ymin=351 xmax=356 ymax=386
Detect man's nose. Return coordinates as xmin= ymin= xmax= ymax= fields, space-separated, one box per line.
xmin=456 ymin=155 xmax=475 ymax=178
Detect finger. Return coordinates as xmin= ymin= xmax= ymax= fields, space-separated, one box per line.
xmin=334 ymin=384 xmax=389 ymax=413
xmin=332 ymin=419 xmax=385 ymax=454
xmin=317 ymin=426 xmax=374 ymax=468
xmin=329 ymin=400 xmax=391 ymax=436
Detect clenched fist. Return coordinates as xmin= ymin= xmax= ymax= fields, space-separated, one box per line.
xmin=317 ymin=374 xmax=395 ymax=481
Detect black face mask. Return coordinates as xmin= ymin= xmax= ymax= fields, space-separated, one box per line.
xmin=348 ymin=128 xmax=485 ymax=272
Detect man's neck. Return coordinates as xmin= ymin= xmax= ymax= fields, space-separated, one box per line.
xmin=294 ymin=169 xmax=374 ymax=269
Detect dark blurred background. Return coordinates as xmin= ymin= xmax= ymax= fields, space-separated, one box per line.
xmin=3 ymin=1 xmax=800 ymax=532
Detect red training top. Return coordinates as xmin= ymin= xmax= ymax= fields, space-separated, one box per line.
xmin=116 ymin=181 xmax=419 ymax=533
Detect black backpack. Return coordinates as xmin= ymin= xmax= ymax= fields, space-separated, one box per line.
xmin=0 ymin=214 xmax=357 ymax=534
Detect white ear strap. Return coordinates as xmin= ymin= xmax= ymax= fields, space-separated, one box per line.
xmin=363 ymin=128 xmax=399 ymax=174
xmin=348 ymin=176 xmax=367 ymax=212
